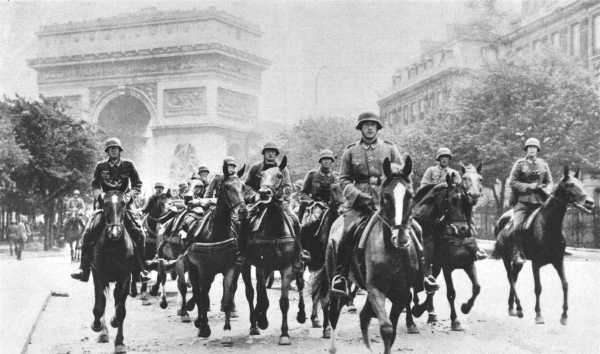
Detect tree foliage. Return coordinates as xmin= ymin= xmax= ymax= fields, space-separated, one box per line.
xmin=397 ymin=53 xmax=600 ymax=213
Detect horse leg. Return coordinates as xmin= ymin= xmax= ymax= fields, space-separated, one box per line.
xmin=460 ymin=264 xmax=481 ymax=314
xmin=428 ymin=264 xmax=441 ymax=323
xmin=533 ymin=262 xmax=544 ymax=324
xmin=242 ymin=265 xmax=259 ymax=335
xmin=443 ymin=268 xmax=462 ymax=331
xmin=220 ymin=267 xmax=237 ymax=347
xmin=69 ymin=241 xmax=74 ymax=262
xmin=365 ymin=288 xmax=395 ymax=354
xmin=92 ymin=276 xmax=109 ymax=343
xmin=322 ymin=298 xmax=331 ymax=338
xmin=278 ymin=265 xmax=294 ymax=345
xmin=405 ymin=291 xmax=419 ymax=334
xmin=159 ymin=260 xmax=168 ymax=309
xmin=505 ymin=258 xmax=523 ymax=317
xmin=327 ymin=297 xmax=343 ymax=354
xmin=112 ymin=276 xmax=129 ymax=353
xmin=553 ymin=259 xmax=569 ymax=325
xmin=359 ymin=298 xmax=375 ymax=351
xmin=140 ymin=276 xmax=151 ymax=306
xmin=347 ymin=285 xmax=358 ymax=313
xmin=309 ymin=271 xmax=322 ymax=328
xmin=176 ymin=262 xmax=191 ymax=322
xmin=296 ymin=268 xmax=307 ymax=324
xmin=255 ymin=267 xmax=270 ymax=330
xmin=390 ymin=301 xmax=404 ymax=346
xmin=197 ymin=272 xmax=215 ymax=338
xmin=114 ymin=324 xmax=126 ymax=354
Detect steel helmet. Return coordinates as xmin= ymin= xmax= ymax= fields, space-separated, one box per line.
xmin=318 ymin=149 xmax=335 ymax=162
xmin=154 ymin=182 xmax=165 ymax=189
xmin=104 ymin=137 xmax=123 ymax=152
xmin=262 ymin=142 xmax=280 ymax=155
xmin=197 ymin=166 xmax=209 ymax=174
xmin=435 ymin=147 xmax=452 ymax=160
xmin=223 ymin=156 xmax=237 ymax=167
xmin=355 ymin=112 xmax=383 ymax=130
xmin=73 ymin=189 xmax=80 ymax=195
xmin=524 ymin=137 xmax=541 ymax=151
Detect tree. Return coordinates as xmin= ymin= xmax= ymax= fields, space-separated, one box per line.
xmin=403 ymin=52 xmax=600 ymax=215
xmin=277 ymin=116 xmax=358 ymax=181
xmin=2 ymin=95 xmax=102 ymax=249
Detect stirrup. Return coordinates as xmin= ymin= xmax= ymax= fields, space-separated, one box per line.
xmin=424 ymin=276 xmax=439 ymax=294
xmin=71 ymin=268 xmax=90 ymax=282
xmin=331 ymin=274 xmax=349 ymax=297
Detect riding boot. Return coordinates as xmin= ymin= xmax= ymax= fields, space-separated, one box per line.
xmin=71 ymin=211 xmax=102 ymax=282
xmin=331 ymin=234 xmax=352 ymax=298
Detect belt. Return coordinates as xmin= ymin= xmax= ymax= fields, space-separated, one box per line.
xmin=356 ymin=176 xmax=381 ymax=185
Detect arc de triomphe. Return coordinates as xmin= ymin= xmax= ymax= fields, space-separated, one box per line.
xmin=28 ymin=7 xmax=269 ymax=189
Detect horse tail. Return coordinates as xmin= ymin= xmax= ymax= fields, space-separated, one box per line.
xmin=311 ymin=266 xmax=329 ymax=305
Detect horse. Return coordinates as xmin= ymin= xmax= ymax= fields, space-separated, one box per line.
xmin=411 ymin=163 xmax=484 ymax=331
xmin=64 ymin=212 xmax=85 ymax=262
xmin=298 ymin=183 xmax=345 ymax=335
xmin=241 ymin=155 xmax=306 ymax=345
xmin=159 ymin=163 xmax=247 ymax=346
xmin=313 ymin=156 xmax=420 ymax=354
xmin=493 ymin=166 xmax=594 ymax=325
xmin=90 ymin=190 xmax=137 ymax=354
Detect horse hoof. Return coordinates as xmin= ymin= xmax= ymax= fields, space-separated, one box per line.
xmin=322 ymin=327 xmax=331 ymax=339
xmin=110 ymin=316 xmax=122 ymax=328
xmin=407 ymin=324 xmax=419 ymax=334
xmin=181 ymin=314 xmax=191 ymax=323
xmin=311 ymin=318 xmax=322 ymax=328
xmin=194 ymin=319 xmax=201 ymax=329
xmin=160 ymin=299 xmax=168 ymax=309
xmin=347 ymin=304 xmax=357 ymax=313
xmin=278 ymin=335 xmax=291 ymax=345
xmin=98 ymin=333 xmax=109 ymax=343
xmin=297 ymin=312 xmax=306 ymax=324
xmin=186 ymin=301 xmax=195 ymax=312
xmin=91 ymin=320 xmax=102 ymax=332
xmin=412 ymin=306 xmax=425 ymax=318
xmin=198 ymin=326 xmax=211 ymax=338
xmin=508 ymin=308 xmax=517 ymax=317
xmin=222 ymin=336 xmax=233 ymax=347
xmin=535 ymin=316 xmax=545 ymax=324
xmin=461 ymin=303 xmax=471 ymax=314
xmin=517 ymin=310 xmax=524 ymax=318
xmin=560 ymin=316 xmax=568 ymax=326
xmin=114 ymin=344 xmax=127 ymax=353
xmin=427 ymin=314 xmax=438 ymax=324
xmin=249 ymin=327 xmax=260 ymax=336
xmin=451 ymin=321 xmax=464 ymax=331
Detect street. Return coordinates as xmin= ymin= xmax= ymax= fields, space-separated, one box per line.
xmin=2 ymin=246 xmax=596 ymax=354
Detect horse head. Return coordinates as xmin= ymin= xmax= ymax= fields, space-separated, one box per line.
xmin=460 ymin=162 xmax=483 ymax=204
xmin=258 ymin=155 xmax=288 ymax=202
xmin=103 ymin=191 xmax=127 ymax=241
xmin=219 ymin=161 xmax=248 ymax=218
xmin=381 ymin=156 xmax=413 ymax=247
xmin=554 ymin=166 xmax=594 ymax=213
xmin=441 ymin=172 xmax=472 ymax=236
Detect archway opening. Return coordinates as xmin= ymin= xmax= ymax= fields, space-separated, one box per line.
xmin=97 ymin=95 xmax=151 ymax=161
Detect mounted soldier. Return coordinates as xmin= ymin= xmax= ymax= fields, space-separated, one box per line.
xmin=420 ymin=147 xmax=460 ymax=189
xmin=65 ymin=189 xmax=87 ymax=229
xmin=331 ymin=112 xmax=439 ymax=297
xmin=71 ymin=137 xmax=149 ymax=282
xmin=204 ymin=156 xmax=238 ymax=199
xmin=298 ymin=149 xmax=338 ymax=229
xmin=507 ymin=138 xmax=553 ymax=248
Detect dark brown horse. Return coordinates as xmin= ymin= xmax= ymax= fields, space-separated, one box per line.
xmin=411 ymin=163 xmax=484 ymax=331
xmin=241 ymin=156 xmax=305 ymax=345
xmin=313 ymin=157 xmax=419 ymax=354
xmin=64 ymin=212 xmax=85 ymax=262
xmin=161 ymin=163 xmax=247 ymax=346
xmin=90 ymin=191 xmax=137 ymax=354
xmin=494 ymin=166 xmax=594 ymax=325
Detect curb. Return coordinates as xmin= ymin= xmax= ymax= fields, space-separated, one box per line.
xmin=21 ymin=291 xmax=52 ymax=354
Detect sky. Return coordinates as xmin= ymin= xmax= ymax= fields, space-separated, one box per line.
xmin=0 ymin=0 xmax=521 ymax=124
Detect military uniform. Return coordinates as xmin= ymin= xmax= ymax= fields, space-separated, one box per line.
xmin=419 ymin=165 xmax=461 ymax=189
xmin=508 ymin=156 xmax=553 ymax=230
xmin=65 ymin=196 xmax=86 ymax=228
xmin=204 ymin=175 xmax=225 ymax=198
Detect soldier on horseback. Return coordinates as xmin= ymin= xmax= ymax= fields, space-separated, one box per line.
xmin=204 ymin=156 xmax=238 ymax=198
xmin=331 ymin=112 xmax=439 ymax=297
xmin=298 ymin=149 xmax=338 ymax=228
xmin=71 ymin=137 xmax=149 ymax=282
xmin=420 ymin=148 xmax=460 ymax=188
xmin=65 ymin=189 xmax=86 ymax=229
xmin=507 ymin=138 xmax=553 ymax=259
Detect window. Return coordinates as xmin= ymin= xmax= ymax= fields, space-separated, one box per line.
xmin=403 ymin=105 xmax=409 ymax=124
xmin=551 ymin=32 xmax=560 ymax=50
xmin=410 ymin=103 xmax=416 ymax=122
xmin=594 ymin=15 xmax=600 ymax=54
xmin=571 ymin=23 xmax=581 ymax=56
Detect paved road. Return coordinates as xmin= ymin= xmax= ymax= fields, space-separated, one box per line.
xmin=10 ymin=248 xmax=600 ymax=354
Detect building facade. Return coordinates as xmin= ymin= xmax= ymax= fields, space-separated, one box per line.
xmin=28 ymin=7 xmax=270 ymax=189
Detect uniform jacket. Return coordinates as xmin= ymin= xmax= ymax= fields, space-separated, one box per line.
xmin=419 ymin=165 xmax=461 ymax=189
xmin=301 ymin=168 xmax=337 ymax=202
xmin=141 ymin=194 xmax=164 ymax=216
xmin=339 ymin=138 xmax=403 ymax=206
xmin=245 ymin=161 xmax=292 ymax=199
xmin=66 ymin=197 xmax=85 ymax=211
xmin=508 ymin=156 xmax=553 ymax=205
xmin=204 ymin=174 xmax=225 ymax=198
xmin=92 ymin=158 xmax=142 ymax=193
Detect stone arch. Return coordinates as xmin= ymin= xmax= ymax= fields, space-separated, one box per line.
xmin=91 ymin=86 xmax=157 ymax=126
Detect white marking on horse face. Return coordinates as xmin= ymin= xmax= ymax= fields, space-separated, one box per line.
xmin=111 ymin=195 xmax=119 ymax=205
xmin=393 ymin=183 xmax=406 ymax=226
